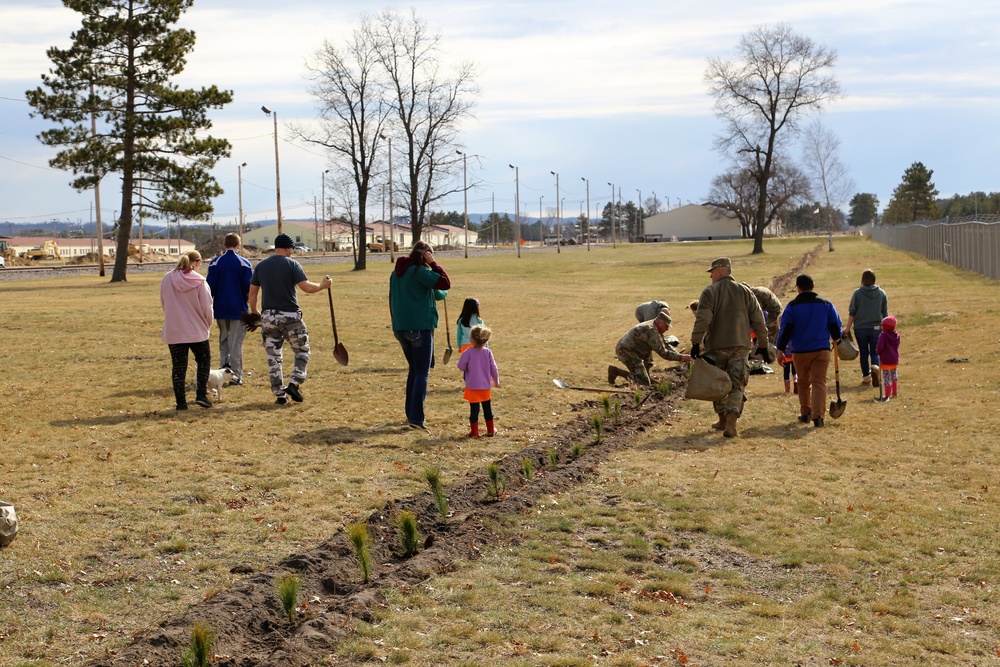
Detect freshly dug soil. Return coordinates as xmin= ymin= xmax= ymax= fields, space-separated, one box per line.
xmin=91 ymin=248 xmax=821 ymax=666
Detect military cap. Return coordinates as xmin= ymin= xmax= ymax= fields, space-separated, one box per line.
xmin=707 ymin=257 xmax=732 ymax=271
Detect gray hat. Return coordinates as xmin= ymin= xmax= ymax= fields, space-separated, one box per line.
xmin=707 ymin=257 xmax=732 ymax=272
xmin=274 ymin=233 xmax=294 ymax=249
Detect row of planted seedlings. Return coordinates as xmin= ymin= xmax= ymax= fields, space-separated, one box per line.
xmin=175 ymin=381 xmax=677 ymax=665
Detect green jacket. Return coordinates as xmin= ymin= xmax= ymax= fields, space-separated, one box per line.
xmin=389 ymin=256 xmax=451 ymax=331
xmin=691 ymin=276 xmax=768 ymax=350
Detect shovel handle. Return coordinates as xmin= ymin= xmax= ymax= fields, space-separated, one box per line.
xmin=327 ymin=283 xmax=340 ymax=345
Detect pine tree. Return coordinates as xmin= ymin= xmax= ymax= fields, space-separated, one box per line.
xmin=882 ymin=162 xmax=939 ymax=225
xmin=26 ymin=0 xmax=232 ymax=282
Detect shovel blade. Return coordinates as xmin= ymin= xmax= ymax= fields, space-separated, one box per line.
xmin=829 ymin=399 xmax=847 ymax=419
xmin=442 ymin=348 xmax=453 ymax=365
xmin=334 ymin=343 xmax=349 ymax=366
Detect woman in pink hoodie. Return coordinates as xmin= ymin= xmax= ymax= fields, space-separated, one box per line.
xmin=160 ymin=251 xmax=214 ymax=410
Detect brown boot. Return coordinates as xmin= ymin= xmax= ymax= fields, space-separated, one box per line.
xmin=712 ymin=414 xmax=726 ymax=431
xmin=608 ymin=365 xmax=619 ymax=385
xmin=723 ymin=413 xmax=738 ymax=438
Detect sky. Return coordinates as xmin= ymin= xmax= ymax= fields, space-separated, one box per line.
xmin=1 ymin=0 xmax=998 ymax=230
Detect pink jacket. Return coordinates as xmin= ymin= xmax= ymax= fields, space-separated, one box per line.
xmin=160 ymin=269 xmax=213 ymax=344
xmin=457 ymin=346 xmax=500 ymax=390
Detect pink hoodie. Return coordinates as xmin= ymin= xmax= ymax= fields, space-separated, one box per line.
xmin=160 ymin=269 xmax=213 ymax=344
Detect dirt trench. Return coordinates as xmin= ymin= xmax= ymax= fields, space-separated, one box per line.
xmin=91 ymin=248 xmax=820 ymax=667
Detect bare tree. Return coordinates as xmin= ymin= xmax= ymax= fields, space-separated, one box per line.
xmin=801 ymin=120 xmax=855 ymax=250
xmin=705 ymin=23 xmax=840 ymax=253
xmin=708 ymin=157 xmax=811 ymax=238
xmin=298 ymin=19 xmax=393 ymax=271
xmin=373 ymin=8 xmax=478 ymax=242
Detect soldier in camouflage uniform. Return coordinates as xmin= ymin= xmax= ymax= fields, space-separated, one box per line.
xmin=634 ymin=300 xmax=670 ymax=323
xmin=690 ymin=258 xmax=769 ymax=438
xmin=249 ymin=234 xmax=333 ymax=405
xmin=610 ymin=312 xmax=692 ymax=386
xmin=743 ymin=284 xmax=782 ymax=375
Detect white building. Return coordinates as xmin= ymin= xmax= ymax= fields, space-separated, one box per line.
xmin=643 ymin=204 xmax=744 ymax=242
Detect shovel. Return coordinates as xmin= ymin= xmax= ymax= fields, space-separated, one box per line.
xmin=829 ymin=343 xmax=846 ymax=418
xmin=327 ymin=283 xmax=349 ymax=366
xmin=553 ymin=379 xmax=629 ymax=394
xmin=441 ymin=298 xmax=454 ymax=365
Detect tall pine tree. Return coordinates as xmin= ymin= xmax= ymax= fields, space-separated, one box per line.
xmin=26 ymin=0 xmax=232 ymax=282
xmin=882 ymin=162 xmax=939 ymax=225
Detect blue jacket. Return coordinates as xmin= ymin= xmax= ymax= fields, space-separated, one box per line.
xmin=776 ymin=292 xmax=842 ymax=354
xmin=206 ymin=249 xmax=253 ymax=320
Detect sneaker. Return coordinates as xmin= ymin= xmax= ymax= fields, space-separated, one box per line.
xmin=407 ymin=422 xmax=428 ymax=431
xmin=860 ymin=375 xmax=871 ymax=386
xmin=275 ymin=396 xmax=288 ymax=405
xmin=797 ymin=414 xmax=811 ymax=423
xmin=813 ymin=417 xmax=824 ymax=427
xmin=195 ymin=396 xmax=213 ymax=408
xmin=176 ymin=403 xmax=188 ymax=411
xmin=228 ymin=378 xmax=243 ymax=387
xmin=875 ymin=396 xmax=890 ymax=403
xmin=284 ymin=383 xmax=303 ymax=403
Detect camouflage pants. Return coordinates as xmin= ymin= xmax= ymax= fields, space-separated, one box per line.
xmin=260 ymin=310 xmax=310 ymax=397
xmin=708 ymin=346 xmax=750 ymax=416
xmin=615 ymin=347 xmax=653 ymax=385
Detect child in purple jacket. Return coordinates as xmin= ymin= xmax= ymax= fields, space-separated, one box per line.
xmin=875 ymin=315 xmax=900 ymax=402
xmin=456 ymin=325 xmax=500 ymax=438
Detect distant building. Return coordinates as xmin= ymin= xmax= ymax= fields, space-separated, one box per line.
xmin=643 ymin=204 xmax=743 ymax=242
xmin=4 ymin=236 xmax=194 ymax=258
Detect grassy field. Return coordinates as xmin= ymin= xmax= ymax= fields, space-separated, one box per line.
xmin=2 ymin=236 xmax=999 ymax=666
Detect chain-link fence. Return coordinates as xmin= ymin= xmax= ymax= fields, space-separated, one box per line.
xmin=871 ymin=216 xmax=1000 ymax=280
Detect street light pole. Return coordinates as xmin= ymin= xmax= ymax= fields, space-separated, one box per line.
xmin=607 ymin=182 xmax=616 ymax=248
xmin=321 ymin=169 xmax=329 ymax=253
xmin=509 ymin=164 xmax=521 ymax=258
xmin=238 ymin=162 xmax=247 ymax=238
xmin=457 ymin=149 xmax=469 ymax=258
xmin=550 ymin=170 xmax=560 ymax=254
xmin=581 ymin=177 xmax=590 ymax=251
xmin=261 ymin=106 xmax=282 ymax=234
xmin=380 ymin=133 xmax=395 ymax=260
xmin=539 ymin=196 xmax=544 ymax=245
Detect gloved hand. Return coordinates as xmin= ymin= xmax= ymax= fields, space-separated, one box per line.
xmin=756 ymin=346 xmax=771 ymax=364
xmin=690 ymin=343 xmax=701 ymax=359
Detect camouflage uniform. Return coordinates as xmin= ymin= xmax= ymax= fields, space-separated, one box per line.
xmin=745 ymin=285 xmax=782 ymax=375
xmin=615 ymin=320 xmax=685 ymax=385
xmin=260 ymin=310 xmax=310 ymax=395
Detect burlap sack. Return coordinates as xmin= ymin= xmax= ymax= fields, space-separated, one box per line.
xmin=0 ymin=501 xmax=18 ymax=547
xmin=685 ymin=357 xmax=732 ymax=402
xmin=838 ymin=333 xmax=860 ymax=361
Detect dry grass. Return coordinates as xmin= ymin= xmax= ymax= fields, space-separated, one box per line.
xmin=2 ymin=237 xmax=999 ymax=665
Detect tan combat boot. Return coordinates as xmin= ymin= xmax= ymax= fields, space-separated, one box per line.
xmin=712 ymin=414 xmax=726 ymax=431
xmin=723 ymin=413 xmax=739 ymax=438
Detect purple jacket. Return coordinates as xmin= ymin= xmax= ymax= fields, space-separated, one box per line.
xmin=457 ymin=346 xmax=500 ymax=390
xmin=876 ymin=330 xmax=900 ymax=366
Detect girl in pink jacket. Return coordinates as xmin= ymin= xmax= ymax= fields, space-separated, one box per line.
xmin=456 ymin=325 xmax=500 ymax=438
xmin=160 ymin=251 xmax=214 ymax=410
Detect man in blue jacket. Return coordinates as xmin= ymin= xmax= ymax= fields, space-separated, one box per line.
xmin=776 ymin=274 xmax=843 ymax=428
xmin=207 ymin=233 xmax=253 ymax=385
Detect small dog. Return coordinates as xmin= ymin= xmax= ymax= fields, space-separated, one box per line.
xmin=207 ymin=367 xmax=236 ymax=403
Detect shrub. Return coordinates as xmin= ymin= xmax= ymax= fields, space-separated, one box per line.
xmin=347 ymin=522 xmax=372 ymax=583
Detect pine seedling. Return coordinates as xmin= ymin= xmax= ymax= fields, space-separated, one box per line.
xmin=180 ymin=621 xmax=215 ymax=667
xmin=486 ymin=462 xmax=507 ymax=500
xmin=572 ymin=442 xmax=584 ymax=458
xmin=547 ymin=448 xmax=558 ymax=468
xmin=347 ymin=522 xmax=372 ymax=583
xmin=276 ymin=574 xmax=300 ymax=623
xmin=424 ymin=466 xmax=449 ymax=521
xmin=521 ymin=456 xmax=533 ymax=481
xmin=634 ymin=390 xmax=643 ymax=407
xmin=658 ymin=381 xmax=672 ymax=395
xmin=397 ymin=510 xmax=421 ymax=557
xmin=601 ymin=395 xmax=612 ymax=419
xmin=592 ymin=415 xmax=603 ymax=444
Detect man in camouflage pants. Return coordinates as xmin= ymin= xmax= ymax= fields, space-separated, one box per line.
xmin=690 ymin=258 xmax=769 ymax=438
xmin=610 ymin=312 xmax=691 ymax=386
xmin=248 ymin=234 xmax=333 ymax=405
xmin=744 ymin=284 xmax=782 ymax=374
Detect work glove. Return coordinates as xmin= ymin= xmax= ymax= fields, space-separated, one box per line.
xmin=690 ymin=343 xmax=701 ymax=359
xmin=756 ymin=346 xmax=771 ymax=364
xmin=241 ymin=312 xmax=262 ymax=332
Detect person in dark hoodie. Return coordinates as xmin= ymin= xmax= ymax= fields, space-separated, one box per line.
xmin=841 ymin=269 xmax=889 ymax=386
xmin=776 ymin=274 xmax=843 ymax=428
xmin=389 ymin=241 xmax=451 ymax=430
xmin=206 ymin=233 xmax=253 ymax=385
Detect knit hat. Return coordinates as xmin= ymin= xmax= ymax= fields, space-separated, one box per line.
xmin=274 ymin=233 xmax=294 ymax=249
xmin=881 ymin=315 xmax=897 ymax=332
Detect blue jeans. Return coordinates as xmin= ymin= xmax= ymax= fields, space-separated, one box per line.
xmin=395 ymin=330 xmax=434 ymax=426
xmin=854 ymin=326 xmax=881 ymax=378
